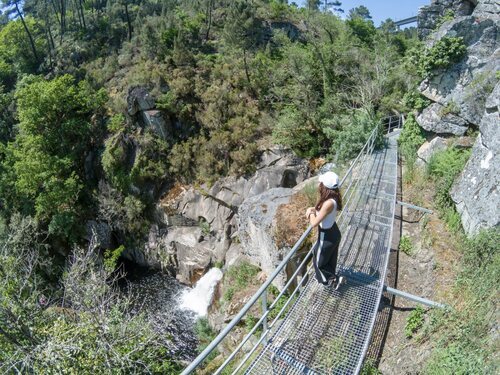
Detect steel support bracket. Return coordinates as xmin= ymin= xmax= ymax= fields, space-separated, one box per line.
xmin=397 ymin=200 xmax=433 ymax=214
xmin=383 ymin=285 xmax=448 ymax=309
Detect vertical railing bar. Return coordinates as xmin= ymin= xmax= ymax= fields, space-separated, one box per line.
xmin=261 ymin=291 xmax=268 ymax=344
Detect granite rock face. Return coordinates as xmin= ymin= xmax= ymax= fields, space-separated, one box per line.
xmin=171 ymin=147 xmax=309 ymax=234
xmin=141 ymin=110 xmax=172 ymax=141
xmin=450 ymin=82 xmax=500 ymax=235
xmin=417 ymin=103 xmax=470 ymax=135
xmin=127 ymin=86 xmax=155 ymax=115
xmin=237 ymin=187 xmax=296 ymax=289
xmin=417 ymin=136 xmax=448 ymax=164
xmin=417 ymin=0 xmax=499 ymax=236
xmin=122 ymin=224 xmax=229 ymax=285
xmin=417 ymin=0 xmax=476 ymax=39
xmin=416 ymin=11 xmax=499 ymax=134
xmin=128 ymin=148 xmax=309 ymax=284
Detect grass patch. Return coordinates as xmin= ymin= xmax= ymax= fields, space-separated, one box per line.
xmin=360 ymin=359 xmax=382 ymax=375
xmin=426 ymin=147 xmax=471 ymax=232
xmin=399 ymin=235 xmax=415 ymax=256
xmin=405 ymin=306 xmax=425 ymax=338
xmin=222 ymin=262 xmax=260 ymax=303
xmin=267 ymin=293 xmax=298 ymax=322
xmin=302 ymin=181 xmax=319 ymax=207
xmin=419 ymin=228 xmax=499 ymax=373
xmin=195 ymin=317 xmax=219 ymax=363
xmin=399 ymin=113 xmax=425 ymax=183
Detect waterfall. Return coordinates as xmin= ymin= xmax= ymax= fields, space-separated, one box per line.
xmin=180 ymin=268 xmax=223 ymax=317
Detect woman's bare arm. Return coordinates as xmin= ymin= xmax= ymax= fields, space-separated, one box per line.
xmin=307 ymin=200 xmax=334 ymax=227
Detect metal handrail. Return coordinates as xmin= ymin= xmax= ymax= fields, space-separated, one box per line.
xmin=181 ymin=117 xmax=402 ymax=375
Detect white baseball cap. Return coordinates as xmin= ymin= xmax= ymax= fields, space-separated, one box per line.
xmin=318 ymin=171 xmax=339 ymax=189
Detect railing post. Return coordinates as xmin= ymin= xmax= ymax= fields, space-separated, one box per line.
xmin=261 ymin=290 xmax=268 ymax=343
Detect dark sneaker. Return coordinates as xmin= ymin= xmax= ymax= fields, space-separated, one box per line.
xmin=323 ymin=278 xmax=335 ymax=289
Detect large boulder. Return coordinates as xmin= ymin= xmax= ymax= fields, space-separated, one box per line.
xmin=170 ymin=148 xmax=309 ymax=234
xmin=168 ymin=226 xmax=228 ymax=285
xmin=141 ymin=110 xmax=172 ymax=140
xmin=85 ymin=220 xmax=111 ymax=249
xmin=417 ymin=102 xmax=470 ymax=135
xmin=127 ymin=86 xmax=155 ymax=116
xmin=450 ymin=81 xmax=500 ymax=235
xmin=237 ymin=187 xmax=295 ymax=289
xmin=417 ymin=136 xmax=448 ymax=164
xmin=121 ymin=224 xmax=230 ymax=285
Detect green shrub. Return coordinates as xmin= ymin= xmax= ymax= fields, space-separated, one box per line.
xmin=427 ymin=147 xmax=471 ymax=230
xmin=405 ymin=306 xmax=425 ymax=338
xmin=439 ymin=100 xmax=460 ymax=116
xmin=213 ymin=261 xmax=224 ymax=269
xmin=195 ymin=317 xmax=217 ymax=350
xmin=225 ymin=262 xmax=260 ymax=288
xmin=420 ymin=37 xmax=467 ymax=77
xmin=434 ymin=9 xmax=455 ymax=30
xmin=102 ymin=133 xmax=131 ymax=192
xmin=398 ymin=113 xmax=425 ymax=181
xmin=324 ymin=108 xmax=380 ymax=163
xmin=402 ymin=90 xmax=431 ymax=112
xmin=108 ymin=114 xmax=127 ymax=133
xmin=273 ymin=106 xmax=323 ymax=158
xmin=199 ymin=218 xmax=211 ymax=236
xmin=267 ymin=293 xmax=298 ymax=322
xmin=103 ymin=245 xmax=125 ymax=273
xmin=360 ymin=359 xmax=382 ymax=375
xmin=130 ymin=132 xmax=169 ymax=188
xmin=223 ymin=287 xmax=235 ymax=302
xmin=244 ymin=314 xmax=262 ymax=334
xmin=399 ymin=235 xmax=414 ymax=256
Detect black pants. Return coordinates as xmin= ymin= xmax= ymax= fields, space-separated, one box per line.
xmin=312 ymin=223 xmax=341 ymax=284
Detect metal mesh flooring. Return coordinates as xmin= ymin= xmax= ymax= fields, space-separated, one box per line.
xmin=244 ymin=133 xmax=399 ymax=375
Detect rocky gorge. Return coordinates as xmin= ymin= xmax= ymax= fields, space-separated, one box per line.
xmin=107 ymin=85 xmax=313 ymax=286
xmin=91 ymin=0 xmax=499 ymax=366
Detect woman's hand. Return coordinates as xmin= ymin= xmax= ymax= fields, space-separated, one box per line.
xmin=305 ymin=207 xmax=315 ymax=218
xmin=308 ymin=201 xmax=334 ymax=227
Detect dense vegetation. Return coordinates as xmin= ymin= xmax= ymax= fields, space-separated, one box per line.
xmin=0 ymin=0 xmax=422 ymax=244
xmin=2 ymin=0 xmax=490 ymax=373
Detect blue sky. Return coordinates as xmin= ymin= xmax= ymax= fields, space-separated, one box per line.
xmin=295 ymin=0 xmax=431 ymax=26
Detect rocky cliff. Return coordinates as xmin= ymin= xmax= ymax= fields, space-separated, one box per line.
xmin=416 ymin=0 xmax=499 ymax=235
xmin=125 ymin=146 xmax=310 ymax=286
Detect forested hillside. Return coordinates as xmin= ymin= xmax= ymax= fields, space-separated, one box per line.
xmin=4 ymin=0 xmax=496 ymax=374
xmin=0 ymin=0 xmax=419 ymax=248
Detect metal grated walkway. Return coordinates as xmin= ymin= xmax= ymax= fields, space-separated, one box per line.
xmin=243 ymin=132 xmax=399 ymax=375
xmin=181 ymin=118 xmax=404 ymax=375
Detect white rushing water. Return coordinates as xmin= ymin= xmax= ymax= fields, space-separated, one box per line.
xmin=180 ymin=267 xmax=223 ymax=317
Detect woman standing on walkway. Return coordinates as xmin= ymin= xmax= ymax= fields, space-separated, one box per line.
xmin=305 ymin=171 xmax=344 ymax=289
